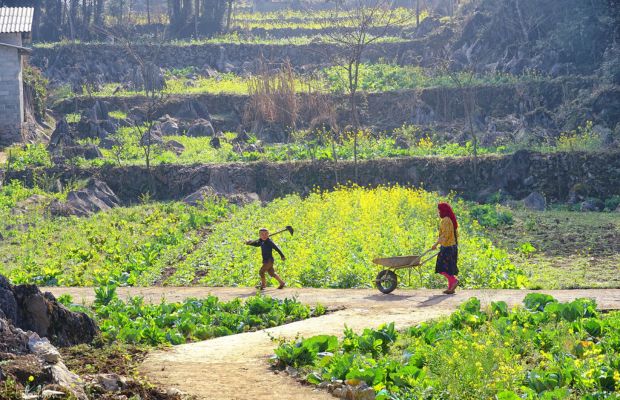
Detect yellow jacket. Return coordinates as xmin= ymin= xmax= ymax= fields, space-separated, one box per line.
xmin=438 ymin=217 xmax=457 ymax=247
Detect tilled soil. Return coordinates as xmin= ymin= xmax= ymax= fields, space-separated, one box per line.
xmin=45 ymin=287 xmax=620 ymax=400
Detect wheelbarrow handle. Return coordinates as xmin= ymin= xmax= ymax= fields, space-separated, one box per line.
xmin=419 ymin=250 xmax=440 ymax=265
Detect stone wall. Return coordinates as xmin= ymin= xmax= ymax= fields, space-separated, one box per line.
xmin=4 ymin=151 xmax=620 ymax=204
xmin=0 ymin=33 xmax=24 ymax=147
xmin=52 ymin=77 xmax=594 ymax=133
xmin=31 ymin=40 xmax=427 ymax=85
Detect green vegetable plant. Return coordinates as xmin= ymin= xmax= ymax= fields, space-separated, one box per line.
xmin=274 ymin=295 xmax=620 ymax=399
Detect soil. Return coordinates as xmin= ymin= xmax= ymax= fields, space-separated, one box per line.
xmin=488 ymin=209 xmax=620 ymax=289
xmin=44 ymin=287 xmax=620 ymax=400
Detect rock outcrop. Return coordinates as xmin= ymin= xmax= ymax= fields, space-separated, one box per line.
xmin=0 ymin=275 xmax=98 ymax=348
xmin=49 ymin=179 xmax=120 ymax=217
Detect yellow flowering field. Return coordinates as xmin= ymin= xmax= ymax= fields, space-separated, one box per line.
xmin=171 ymin=186 xmax=528 ymax=289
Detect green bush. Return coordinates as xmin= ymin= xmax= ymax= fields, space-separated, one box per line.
xmin=22 ymin=65 xmax=48 ymax=122
xmin=469 ymin=204 xmax=514 ymax=228
xmin=604 ymin=196 xmax=620 ymax=211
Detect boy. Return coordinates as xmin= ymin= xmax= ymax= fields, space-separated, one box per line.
xmin=245 ymin=228 xmax=286 ymax=290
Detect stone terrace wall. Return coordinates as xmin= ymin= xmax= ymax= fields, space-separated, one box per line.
xmin=32 ymin=40 xmax=427 ymax=85
xmin=5 ymin=151 xmax=620 ymax=204
xmin=52 ymin=78 xmax=593 ymax=132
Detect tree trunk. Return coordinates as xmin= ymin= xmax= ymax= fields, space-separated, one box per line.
xmin=226 ymin=0 xmax=233 ymax=32
xmin=416 ymin=0 xmax=419 ymax=27
xmin=146 ymin=0 xmax=151 ymax=24
xmin=465 ymin=87 xmax=478 ymax=181
xmin=94 ymin=0 xmax=104 ymax=26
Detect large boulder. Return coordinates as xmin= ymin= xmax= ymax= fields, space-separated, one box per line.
xmin=522 ymin=192 xmax=546 ymax=211
xmin=0 ymin=275 xmax=18 ymax=323
xmin=160 ymin=119 xmax=179 ymax=136
xmin=61 ymin=144 xmax=103 ymax=160
xmin=0 ymin=276 xmax=98 ymax=347
xmin=165 ymin=140 xmax=185 ymax=155
xmin=186 ymin=119 xmax=215 ymax=137
xmin=48 ymin=119 xmax=75 ymax=150
xmin=12 ymin=286 xmax=98 ymax=347
xmin=49 ymin=179 xmax=120 ymax=217
xmin=175 ymin=100 xmax=211 ymax=120
xmin=0 ymin=316 xmax=29 ymax=354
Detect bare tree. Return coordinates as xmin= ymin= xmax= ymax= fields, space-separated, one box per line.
xmin=318 ymin=0 xmax=405 ymax=179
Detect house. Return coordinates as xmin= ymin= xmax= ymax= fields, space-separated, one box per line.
xmin=0 ymin=7 xmax=34 ymax=147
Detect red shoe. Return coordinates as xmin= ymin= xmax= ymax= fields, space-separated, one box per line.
xmin=449 ymin=279 xmax=459 ymax=292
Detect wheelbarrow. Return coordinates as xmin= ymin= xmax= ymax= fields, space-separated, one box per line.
xmin=372 ymin=249 xmax=439 ymax=294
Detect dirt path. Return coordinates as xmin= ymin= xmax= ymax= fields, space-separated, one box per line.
xmin=46 ymin=287 xmax=620 ymax=400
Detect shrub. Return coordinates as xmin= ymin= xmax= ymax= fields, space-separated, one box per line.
xmin=469 ymin=204 xmax=513 ymax=228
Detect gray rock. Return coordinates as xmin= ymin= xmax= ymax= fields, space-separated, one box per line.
xmin=210 ymin=135 xmax=221 ymax=149
xmin=186 ymin=120 xmax=215 ymax=137
xmin=48 ymin=118 xmax=75 ymax=149
xmin=0 ymin=315 xmax=30 ymax=354
xmin=61 ymin=144 xmax=103 ymax=160
xmin=615 ymin=205 xmax=620 ymax=213
xmin=140 ymin=129 xmax=164 ymax=146
xmin=0 ymin=276 xmax=18 ymax=323
xmin=11 ymin=284 xmax=98 ymax=346
xmin=160 ymin=120 xmax=179 ymax=136
xmin=580 ymin=198 xmax=604 ymax=212
xmin=42 ymin=390 xmax=67 ymax=399
xmin=166 ymin=388 xmax=185 ymax=396
xmin=522 ymin=192 xmax=546 ymax=211
xmin=182 ymin=186 xmax=218 ymax=206
xmin=48 ymin=179 xmax=120 ymax=218
xmin=285 ymin=365 xmax=299 ymax=378
xmin=28 ymin=334 xmax=62 ymax=363
xmin=90 ymin=373 xmax=126 ymax=392
xmin=165 ymin=140 xmax=185 ymax=155
xmin=50 ymin=363 xmax=87 ymax=400
xmin=356 ymin=387 xmax=376 ymax=400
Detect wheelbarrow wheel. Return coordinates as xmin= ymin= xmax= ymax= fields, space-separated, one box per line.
xmin=375 ymin=270 xmax=398 ymax=294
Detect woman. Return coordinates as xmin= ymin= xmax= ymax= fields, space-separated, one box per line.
xmin=431 ymin=202 xmax=459 ymax=294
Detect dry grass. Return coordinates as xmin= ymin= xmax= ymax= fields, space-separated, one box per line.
xmin=243 ymin=58 xmax=298 ymax=132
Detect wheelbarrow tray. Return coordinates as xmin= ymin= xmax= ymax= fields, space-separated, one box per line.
xmin=372 ymin=255 xmax=422 ymax=268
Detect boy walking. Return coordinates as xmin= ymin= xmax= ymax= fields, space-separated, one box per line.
xmin=245 ymin=228 xmax=286 ymax=290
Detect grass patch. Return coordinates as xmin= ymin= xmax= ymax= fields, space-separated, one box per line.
xmin=488 ymin=209 xmax=620 ymax=289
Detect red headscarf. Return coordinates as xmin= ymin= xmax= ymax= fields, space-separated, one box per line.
xmin=438 ymin=202 xmax=458 ymax=231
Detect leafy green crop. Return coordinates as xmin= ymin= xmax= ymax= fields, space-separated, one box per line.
xmin=0 ymin=187 xmax=230 ymax=286
xmin=274 ymin=296 xmax=620 ymax=399
xmin=77 ymin=287 xmax=325 ymax=346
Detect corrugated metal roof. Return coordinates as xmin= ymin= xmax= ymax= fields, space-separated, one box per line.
xmin=0 ymin=7 xmax=34 ymax=34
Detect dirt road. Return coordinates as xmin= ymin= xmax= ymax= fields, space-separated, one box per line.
xmin=46 ymin=287 xmax=620 ymax=400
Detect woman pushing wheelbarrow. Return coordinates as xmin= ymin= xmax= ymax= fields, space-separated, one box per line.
xmin=373 ymin=202 xmax=459 ymax=294
xmin=432 ymin=202 xmax=459 ymax=294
